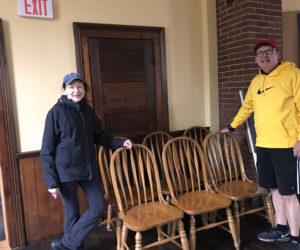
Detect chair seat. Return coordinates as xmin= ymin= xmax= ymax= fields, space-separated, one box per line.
xmin=119 ymin=202 xmax=183 ymax=231
xmin=217 ymin=181 xmax=269 ymax=201
xmin=171 ymin=191 xmax=232 ymax=215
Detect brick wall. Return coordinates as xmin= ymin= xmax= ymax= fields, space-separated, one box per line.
xmin=216 ymin=0 xmax=282 ymax=180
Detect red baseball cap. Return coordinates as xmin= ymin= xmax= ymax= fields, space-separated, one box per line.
xmin=253 ymin=39 xmax=278 ymax=51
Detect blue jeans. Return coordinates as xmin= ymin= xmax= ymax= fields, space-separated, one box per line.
xmin=60 ymin=174 xmax=106 ymax=250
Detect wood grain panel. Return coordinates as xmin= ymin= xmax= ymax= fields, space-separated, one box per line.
xmin=80 ymin=29 xmax=160 ymax=40
xmin=18 ymin=156 xmax=88 ymax=243
xmin=19 ymin=157 xmax=42 ymax=242
xmin=103 ymin=82 xmax=147 ymax=113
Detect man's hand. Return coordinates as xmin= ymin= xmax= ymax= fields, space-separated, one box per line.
xmin=293 ymin=141 xmax=300 ymax=157
xmin=48 ymin=188 xmax=59 ymax=199
xmin=123 ymin=139 xmax=132 ymax=149
xmin=221 ymin=128 xmax=230 ymax=133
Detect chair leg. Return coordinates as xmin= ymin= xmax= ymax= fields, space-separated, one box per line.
xmin=201 ymin=213 xmax=208 ymax=225
xmin=121 ymin=224 xmax=128 ymax=250
xmin=135 ymin=232 xmax=142 ymax=250
xmin=178 ymin=219 xmax=189 ymax=250
xmin=157 ymin=226 xmax=163 ymax=240
xmin=189 ymin=215 xmax=196 ymax=250
xmin=166 ymin=195 xmax=172 ymax=235
xmin=209 ymin=211 xmax=216 ymax=223
xmin=233 ymin=201 xmax=240 ymax=241
xmin=167 ymin=222 xmax=172 ymax=235
xmin=107 ymin=204 xmax=113 ymax=231
xmin=239 ymin=200 xmax=245 ymax=216
xmin=171 ymin=221 xmax=177 ymax=236
xmin=226 ymin=207 xmax=240 ymax=250
xmin=116 ymin=219 xmax=122 ymax=250
xmin=265 ymin=194 xmax=275 ymax=227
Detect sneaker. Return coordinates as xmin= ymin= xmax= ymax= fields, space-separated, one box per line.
xmin=288 ymin=240 xmax=300 ymax=250
xmin=51 ymin=238 xmax=70 ymax=250
xmin=257 ymin=227 xmax=290 ymax=242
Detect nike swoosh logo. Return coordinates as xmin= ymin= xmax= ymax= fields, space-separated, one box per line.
xmin=257 ymin=86 xmax=274 ymax=95
xmin=281 ymin=232 xmax=289 ymax=238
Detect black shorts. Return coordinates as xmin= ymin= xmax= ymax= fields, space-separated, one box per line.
xmin=256 ymin=147 xmax=297 ymax=195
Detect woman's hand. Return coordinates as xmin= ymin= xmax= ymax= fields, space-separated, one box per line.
xmin=48 ymin=188 xmax=59 ymax=199
xmin=123 ymin=139 xmax=132 ymax=149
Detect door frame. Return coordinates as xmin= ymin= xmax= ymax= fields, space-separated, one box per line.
xmin=73 ymin=22 xmax=169 ymax=134
xmin=0 ymin=19 xmax=25 ymax=248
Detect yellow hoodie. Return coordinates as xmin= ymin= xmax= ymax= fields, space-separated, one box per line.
xmin=231 ymin=61 xmax=300 ymax=148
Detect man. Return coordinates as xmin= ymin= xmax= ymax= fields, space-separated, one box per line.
xmin=221 ymin=39 xmax=300 ymax=250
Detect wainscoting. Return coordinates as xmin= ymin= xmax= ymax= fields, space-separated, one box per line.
xmin=17 ymin=152 xmax=88 ymax=244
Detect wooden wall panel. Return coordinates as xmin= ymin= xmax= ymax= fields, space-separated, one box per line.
xmin=18 ymin=155 xmax=88 ymax=244
xmin=19 ymin=157 xmax=63 ymax=242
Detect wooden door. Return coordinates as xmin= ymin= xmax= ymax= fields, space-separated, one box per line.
xmin=88 ymin=37 xmax=156 ymax=139
xmin=73 ymin=23 xmax=169 ymax=142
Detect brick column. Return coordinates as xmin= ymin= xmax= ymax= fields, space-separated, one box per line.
xmin=216 ymin=0 xmax=282 ymax=180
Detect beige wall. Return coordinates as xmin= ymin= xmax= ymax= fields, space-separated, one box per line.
xmin=0 ymin=0 xmax=218 ymax=152
xmin=282 ymin=0 xmax=300 ymax=66
xmin=282 ymin=0 xmax=300 ymax=12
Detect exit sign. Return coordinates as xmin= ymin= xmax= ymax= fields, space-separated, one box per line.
xmin=18 ymin=0 xmax=53 ymax=19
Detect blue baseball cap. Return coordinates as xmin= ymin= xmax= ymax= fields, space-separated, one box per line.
xmin=62 ymin=73 xmax=86 ymax=86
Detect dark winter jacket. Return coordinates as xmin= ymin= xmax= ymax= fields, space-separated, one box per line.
xmin=40 ymin=95 xmax=124 ymax=189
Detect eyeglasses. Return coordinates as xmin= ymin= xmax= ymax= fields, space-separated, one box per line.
xmin=255 ymin=48 xmax=275 ymax=57
xmin=66 ymin=85 xmax=84 ymax=90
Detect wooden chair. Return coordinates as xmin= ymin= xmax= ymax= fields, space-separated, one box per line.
xmin=98 ymin=137 xmax=129 ymax=246
xmin=202 ymin=132 xmax=275 ymax=242
xmin=143 ymin=131 xmax=199 ymax=196
xmin=142 ymin=131 xmax=172 ymax=195
xmin=142 ymin=131 xmax=176 ymax=235
xmin=183 ymin=126 xmax=213 ymax=224
xmin=162 ymin=137 xmax=239 ymax=250
xmin=98 ymin=146 xmax=118 ymax=231
xmin=183 ymin=126 xmax=210 ymax=149
xmin=110 ymin=144 xmax=189 ymax=250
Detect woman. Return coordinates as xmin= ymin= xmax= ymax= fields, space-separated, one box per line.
xmin=40 ymin=72 xmax=132 ymax=250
